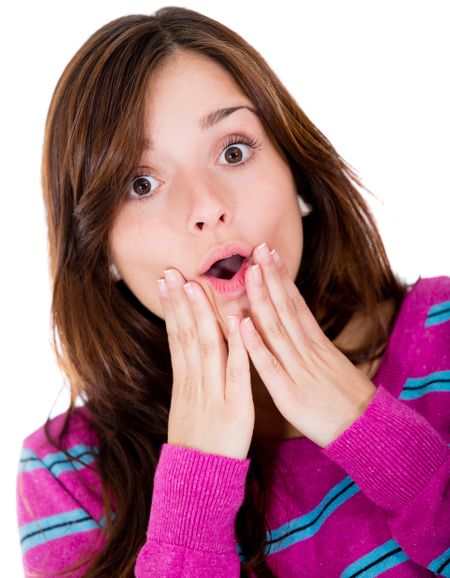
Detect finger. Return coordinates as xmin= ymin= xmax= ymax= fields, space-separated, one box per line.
xmin=157 ymin=278 xmax=188 ymax=381
xmin=182 ymin=280 xmax=229 ymax=399
xmin=245 ymin=261 xmax=305 ymax=378
xmin=225 ymin=315 xmax=251 ymax=403
xmin=270 ymin=248 xmax=328 ymax=347
xmin=239 ymin=316 xmax=293 ymax=400
xmin=252 ymin=243 xmax=310 ymax=352
xmin=164 ymin=269 xmax=203 ymax=390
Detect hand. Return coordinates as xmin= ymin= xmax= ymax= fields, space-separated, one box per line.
xmin=238 ymin=243 xmax=377 ymax=448
xmin=158 ymin=268 xmax=255 ymax=460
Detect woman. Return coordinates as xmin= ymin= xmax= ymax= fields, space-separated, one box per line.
xmin=17 ymin=7 xmax=450 ymax=577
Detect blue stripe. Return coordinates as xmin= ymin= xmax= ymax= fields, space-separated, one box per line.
xmin=340 ymin=539 xmax=409 ymax=577
xmin=18 ymin=448 xmax=42 ymax=472
xmin=399 ymin=370 xmax=450 ymax=400
xmin=19 ymin=444 xmax=98 ymax=475
xmin=20 ymin=508 xmax=102 ymax=554
xmin=429 ymin=546 xmax=450 ymax=577
xmin=425 ymin=299 xmax=450 ymax=327
xmin=237 ymin=477 xmax=359 ymax=561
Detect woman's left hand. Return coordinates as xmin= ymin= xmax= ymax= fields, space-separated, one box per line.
xmin=239 ymin=242 xmax=377 ymax=448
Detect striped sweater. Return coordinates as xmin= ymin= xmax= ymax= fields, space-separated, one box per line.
xmin=17 ymin=275 xmax=450 ymax=577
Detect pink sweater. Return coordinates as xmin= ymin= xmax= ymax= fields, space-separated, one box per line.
xmin=17 ymin=276 xmax=450 ymax=577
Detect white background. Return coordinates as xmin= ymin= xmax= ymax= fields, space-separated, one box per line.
xmin=1 ymin=1 xmax=449 ymax=574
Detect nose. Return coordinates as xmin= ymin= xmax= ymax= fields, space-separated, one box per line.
xmin=184 ymin=177 xmax=232 ymax=232
xmin=194 ymin=207 xmax=229 ymax=231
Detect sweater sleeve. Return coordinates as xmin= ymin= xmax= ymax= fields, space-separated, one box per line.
xmin=135 ymin=443 xmax=251 ymax=577
xmin=17 ymin=443 xmax=106 ymax=577
xmin=323 ymin=385 xmax=450 ymax=575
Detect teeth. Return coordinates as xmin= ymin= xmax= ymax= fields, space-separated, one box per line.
xmin=206 ymin=254 xmax=245 ymax=279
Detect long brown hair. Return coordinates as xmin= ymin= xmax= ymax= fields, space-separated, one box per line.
xmin=39 ymin=6 xmax=411 ymax=576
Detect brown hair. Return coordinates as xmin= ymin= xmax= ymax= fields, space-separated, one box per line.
xmin=39 ymin=6 xmax=411 ymax=577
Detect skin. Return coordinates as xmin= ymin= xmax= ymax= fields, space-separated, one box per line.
xmin=110 ymin=50 xmax=302 ymax=324
xmin=109 ymin=50 xmax=384 ymax=445
xmin=109 ymin=51 xmax=304 ymax=436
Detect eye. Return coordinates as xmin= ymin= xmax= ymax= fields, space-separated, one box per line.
xmin=220 ymin=143 xmax=249 ymax=165
xmin=128 ymin=172 xmax=161 ymax=201
xmin=218 ymin=132 xmax=262 ymax=168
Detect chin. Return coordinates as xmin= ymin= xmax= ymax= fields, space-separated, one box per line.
xmin=216 ymin=297 xmax=251 ymax=339
xmin=220 ymin=291 xmax=251 ymax=315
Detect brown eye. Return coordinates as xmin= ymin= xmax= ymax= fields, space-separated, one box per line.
xmin=224 ymin=146 xmax=243 ymax=164
xmin=133 ymin=176 xmax=152 ymax=196
xmin=129 ymin=173 xmax=160 ymax=200
xmin=219 ymin=142 xmax=252 ymax=166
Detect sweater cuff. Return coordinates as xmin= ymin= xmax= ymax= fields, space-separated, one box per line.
xmin=323 ymin=385 xmax=449 ymax=513
xmin=147 ymin=443 xmax=251 ymax=553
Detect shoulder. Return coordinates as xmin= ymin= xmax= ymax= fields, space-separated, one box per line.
xmin=404 ymin=275 xmax=450 ymax=322
xmin=21 ymin=404 xmax=100 ymax=465
xmin=388 ymin=275 xmax=450 ymax=438
xmin=390 ymin=275 xmax=450 ymax=345
xmin=17 ymin=407 xmax=107 ymax=571
xmin=420 ymin=275 xmax=450 ymax=326
xmin=405 ymin=273 xmax=450 ymax=352
xmin=18 ymin=405 xmax=106 ymax=529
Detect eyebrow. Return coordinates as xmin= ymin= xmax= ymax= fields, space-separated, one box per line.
xmin=143 ymin=105 xmax=260 ymax=151
xmin=199 ymin=105 xmax=260 ymax=130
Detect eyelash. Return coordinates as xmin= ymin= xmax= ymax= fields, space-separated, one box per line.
xmin=220 ymin=131 xmax=262 ymax=168
xmin=128 ymin=131 xmax=262 ymax=203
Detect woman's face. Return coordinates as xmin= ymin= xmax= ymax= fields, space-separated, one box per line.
xmin=109 ymin=51 xmax=303 ymax=336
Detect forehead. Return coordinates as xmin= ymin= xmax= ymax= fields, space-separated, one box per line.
xmin=143 ymin=52 xmax=257 ymax=141
xmin=142 ymin=105 xmax=261 ymax=152
xmin=149 ymin=51 xmax=247 ymax=101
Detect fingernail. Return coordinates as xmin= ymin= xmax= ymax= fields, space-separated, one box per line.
xmin=256 ymin=242 xmax=272 ymax=264
xmin=157 ymin=278 xmax=169 ymax=297
xmin=164 ymin=269 xmax=179 ymax=289
xmin=243 ymin=317 xmax=255 ymax=332
xmin=183 ymin=282 xmax=198 ymax=301
xmin=227 ymin=315 xmax=238 ymax=334
xmin=271 ymin=249 xmax=284 ymax=269
xmin=251 ymin=264 xmax=263 ymax=284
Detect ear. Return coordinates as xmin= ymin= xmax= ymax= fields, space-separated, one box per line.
xmin=109 ymin=263 xmax=121 ymax=282
xmin=298 ymin=195 xmax=313 ymax=216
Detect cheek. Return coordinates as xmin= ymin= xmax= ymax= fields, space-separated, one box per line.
xmin=108 ymin=210 xmax=137 ymax=266
xmin=127 ymin=273 xmax=167 ymax=321
xmin=275 ymin=191 xmax=303 ymax=280
xmin=109 ymin=221 xmax=167 ymax=318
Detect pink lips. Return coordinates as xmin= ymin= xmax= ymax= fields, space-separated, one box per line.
xmin=198 ymin=241 xmax=253 ymax=276
xmin=202 ymin=256 xmax=252 ymax=299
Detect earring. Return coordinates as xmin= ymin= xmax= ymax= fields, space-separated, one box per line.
xmin=298 ymin=195 xmax=312 ymax=216
xmin=109 ymin=263 xmax=121 ymax=282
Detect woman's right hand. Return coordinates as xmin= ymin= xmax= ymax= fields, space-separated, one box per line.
xmin=158 ymin=268 xmax=255 ymax=461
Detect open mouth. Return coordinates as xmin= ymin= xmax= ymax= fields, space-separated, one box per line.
xmin=203 ymin=254 xmax=246 ymax=280
xmin=201 ymin=253 xmax=251 ymax=298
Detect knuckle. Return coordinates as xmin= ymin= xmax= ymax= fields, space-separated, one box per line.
xmin=314 ymin=337 xmax=333 ymax=353
xmin=198 ymin=337 xmax=216 ymax=358
xmin=264 ymin=354 xmax=282 ymax=375
xmin=266 ymin=318 xmax=286 ymax=340
xmin=178 ymin=326 xmax=196 ymax=348
xmin=292 ymin=294 xmax=305 ymax=312
xmin=167 ymin=331 xmax=180 ymax=350
xmin=174 ymin=377 xmax=196 ymax=402
xmin=279 ymin=297 xmax=297 ymax=319
xmin=227 ymin=364 xmax=247 ymax=383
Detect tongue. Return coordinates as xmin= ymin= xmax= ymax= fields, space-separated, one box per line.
xmin=206 ymin=255 xmax=244 ymax=280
